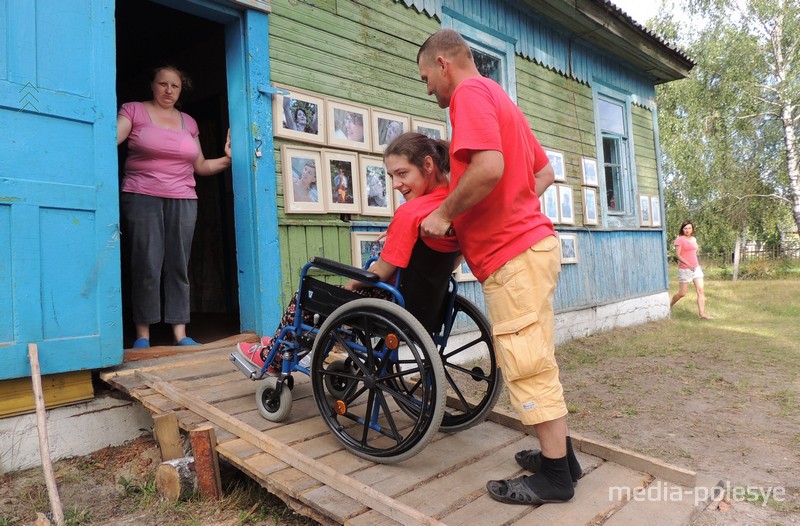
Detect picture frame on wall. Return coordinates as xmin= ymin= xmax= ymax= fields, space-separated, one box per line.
xmin=650 ymin=196 xmax=662 ymax=227
xmin=327 ymin=99 xmax=371 ymax=152
xmin=546 ymin=149 xmax=566 ymax=182
xmin=639 ymin=194 xmax=651 ymax=226
xmin=272 ymin=85 xmax=326 ymax=145
xmin=558 ymin=184 xmax=575 ymax=225
xmin=581 ymin=158 xmax=599 ymax=187
xmin=351 ymin=231 xmax=385 ymax=270
xmin=411 ymin=117 xmax=446 ymax=140
xmin=455 ymin=259 xmax=477 ymax=282
xmin=359 ymin=154 xmax=393 ymax=217
xmin=583 ymin=187 xmax=598 ymax=225
xmin=543 ymin=185 xmax=560 ymax=224
xmin=322 ymin=149 xmax=361 ymax=214
xmin=372 ymin=109 xmax=410 ymax=153
xmin=280 ymin=145 xmax=325 ymax=214
xmin=559 ymin=233 xmax=579 ymax=264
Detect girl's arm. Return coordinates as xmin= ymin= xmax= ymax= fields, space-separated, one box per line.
xmin=344 ymin=257 xmax=398 ymax=290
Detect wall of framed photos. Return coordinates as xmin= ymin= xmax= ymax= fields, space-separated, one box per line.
xmin=274 ymin=84 xmax=446 ymax=218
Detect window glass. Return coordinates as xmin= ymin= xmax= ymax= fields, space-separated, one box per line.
xmin=603 ymin=137 xmax=623 ymax=212
xmin=471 ymin=47 xmax=501 ymax=83
xmin=598 ymin=99 xmax=625 ymax=135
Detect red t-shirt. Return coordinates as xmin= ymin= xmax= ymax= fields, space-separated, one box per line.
xmin=380 ymin=186 xmax=459 ymax=268
xmin=449 ymin=77 xmax=555 ymax=282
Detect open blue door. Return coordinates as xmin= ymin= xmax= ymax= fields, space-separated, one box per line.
xmin=0 ymin=0 xmax=121 ymax=379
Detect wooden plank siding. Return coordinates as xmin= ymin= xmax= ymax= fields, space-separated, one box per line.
xmin=632 ymin=105 xmax=659 ymax=195
xmin=269 ymin=0 xmax=444 ymax=302
xmin=267 ymin=0 xmax=667 ymax=319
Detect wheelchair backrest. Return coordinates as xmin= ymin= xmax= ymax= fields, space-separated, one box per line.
xmin=397 ymin=239 xmax=460 ymax=333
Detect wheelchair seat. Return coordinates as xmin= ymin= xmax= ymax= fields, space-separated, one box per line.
xmin=397 ymin=239 xmax=460 ymax=333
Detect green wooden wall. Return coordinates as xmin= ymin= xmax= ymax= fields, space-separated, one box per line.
xmin=268 ymin=0 xmax=662 ymax=305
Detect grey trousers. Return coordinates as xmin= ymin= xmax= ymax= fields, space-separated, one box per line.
xmin=122 ymin=192 xmax=197 ymax=325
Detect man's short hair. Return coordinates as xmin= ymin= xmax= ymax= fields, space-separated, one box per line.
xmin=417 ymin=29 xmax=473 ymax=65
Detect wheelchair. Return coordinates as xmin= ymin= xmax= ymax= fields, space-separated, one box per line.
xmin=230 ymin=240 xmax=502 ymax=463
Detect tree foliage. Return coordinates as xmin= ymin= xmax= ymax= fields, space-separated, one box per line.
xmin=654 ymin=0 xmax=800 ymax=259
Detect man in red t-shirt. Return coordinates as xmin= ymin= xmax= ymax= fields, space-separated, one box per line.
xmin=418 ymin=29 xmax=579 ymax=505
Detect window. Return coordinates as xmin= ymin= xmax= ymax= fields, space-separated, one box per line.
xmin=594 ymin=88 xmax=637 ymax=226
xmin=444 ymin=11 xmax=517 ymax=100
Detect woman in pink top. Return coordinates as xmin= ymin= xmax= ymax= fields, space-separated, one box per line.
xmin=117 ymin=65 xmax=232 ymax=349
xmin=670 ymin=220 xmax=712 ymax=319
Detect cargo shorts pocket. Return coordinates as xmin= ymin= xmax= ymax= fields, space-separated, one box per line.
xmin=493 ymin=312 xmax=556 ymax=382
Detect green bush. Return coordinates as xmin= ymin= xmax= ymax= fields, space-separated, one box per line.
xmin=717 ymin=258 xmax=800 ymax=280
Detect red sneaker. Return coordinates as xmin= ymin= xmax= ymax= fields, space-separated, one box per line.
xmin=236 ymin=341 xmax=266 ymax=368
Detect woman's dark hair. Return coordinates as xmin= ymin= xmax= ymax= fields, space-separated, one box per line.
xmin=678 ymin=220 xmax=695 ymax=236
xmin=383 ymin=132 xmax=450 ymax=182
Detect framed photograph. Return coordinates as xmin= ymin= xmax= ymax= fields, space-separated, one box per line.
xmin=280 ymin=145 xmax=325 ymax=214
xmin=650 ymin=196 xmax=662 ymax=227
xmin=639 ymin=194 xmax=651 ymax=226
xmin=272 ymin=85 xmax=326 ymax=145
xmin=542 ymin=185 xmax=560 ymax=224
xmin=322 ymin=150 xmax=361 ymax=214
xmin=326 ymin=99 xmax=371 ymax=152
xmin=581 ymin=158 xmax=599 ymax=187
xmin=351 ymin=231 xmax=385 ymax=270
xmin=372 ymin=109 xmax=410 ymax=153
xmin=559 ymin=233 xmax=578 ymax=264
xmin=558 ymin=184 xmax=575 ymax=225
xmin=359 ymin=155 xmax=393 ymax=217
xmin=455 ymin=258 xmax=477 ymax=282
xmin=411 ymin=117 xmax=446 ymax=140
xmin=546 ymin=149 xmax=566 ymax=182
xmin=583 ymin=187 xmax=598 ymax=226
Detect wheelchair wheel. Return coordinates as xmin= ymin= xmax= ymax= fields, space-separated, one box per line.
xmin=311 ymin=298 xmax=446 ymax=464
xmin=255 ymin=377 xmax=293 ymax=422
xmin=324 ymin=358 xmax=356 ymax=400
xmin=437 ymin=295 xmax=503 ymax=431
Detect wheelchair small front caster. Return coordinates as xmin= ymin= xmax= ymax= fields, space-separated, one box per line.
xmin=324 ymin=359 xmax=356 ymax=400
xmin=255 ymin=377 xmax=293 ymax=422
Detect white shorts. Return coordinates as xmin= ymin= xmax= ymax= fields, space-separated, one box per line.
xmin=677 ymin=266 xmax=704 ymax=283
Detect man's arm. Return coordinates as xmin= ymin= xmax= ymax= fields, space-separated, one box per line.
xmin=420 ymin=149 xmax=504 ymax=237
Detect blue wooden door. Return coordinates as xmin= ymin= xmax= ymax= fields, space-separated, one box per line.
xmin=0 ymin=0 xmax=121 ymax=379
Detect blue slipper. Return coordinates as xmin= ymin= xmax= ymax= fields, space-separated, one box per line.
xmin=177 ymin=337 xmax=200 ymax=346
xmin=132 ymin=338 xmax=150 ymax=349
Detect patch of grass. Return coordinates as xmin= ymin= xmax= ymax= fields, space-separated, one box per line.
xmin=63 ymin=507 xmax=93 ymax=526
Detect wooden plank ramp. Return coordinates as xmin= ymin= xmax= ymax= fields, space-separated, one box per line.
xmin=99 ymin=346 xmax=714 ymax=526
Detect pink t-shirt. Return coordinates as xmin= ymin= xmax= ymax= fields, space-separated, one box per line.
xmin=380 ymin=186 xmax=459 ymax=268
xmin=448 ymin=77 xmax=555 ymax=282
xmin=119 ymin=101 xmax=200 ymax=199
xmin=674 ymin=236 xmax=699 ymax=269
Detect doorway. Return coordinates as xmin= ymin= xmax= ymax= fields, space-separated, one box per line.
xmin=115 ymin=0 xmax=240 ymax=347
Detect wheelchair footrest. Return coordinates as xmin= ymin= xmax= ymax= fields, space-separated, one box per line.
xmin=229 ymin=352 xmax=266 ymax=380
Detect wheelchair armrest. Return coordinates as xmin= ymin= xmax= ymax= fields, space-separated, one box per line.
xmin=309 ymin=256 xmax=381 ymax=283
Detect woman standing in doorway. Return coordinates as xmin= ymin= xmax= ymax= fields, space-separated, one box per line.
xmin=117 ymin=65 xmax=232 ymax=348
xmin=670 ymin=220 xmax=713 ymax=319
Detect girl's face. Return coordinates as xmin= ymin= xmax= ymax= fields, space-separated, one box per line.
xmin=296 ymin=108 xmax=307 ymax=128
xmin=300 ymin=164 xmax=316 ymax=187
xmin=151 ymin=69 xmax=182 ymax=108
xmin=345 ymin=114 xmax=364 ymax=141
xmin=386 ymin=154 xmax=435 ymax=201
xmin=682 ymin=223 xmax=694 ymax=235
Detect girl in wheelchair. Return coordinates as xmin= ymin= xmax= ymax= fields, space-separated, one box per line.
xmin=237 ymin=132 xmax=459 ymax=373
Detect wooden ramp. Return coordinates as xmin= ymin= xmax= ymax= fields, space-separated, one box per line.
xmin=99 ymin=346 xmax=714 ymax=526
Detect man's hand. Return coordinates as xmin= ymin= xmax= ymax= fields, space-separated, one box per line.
xmin=420 ymin=207 xmax=452 ymax=238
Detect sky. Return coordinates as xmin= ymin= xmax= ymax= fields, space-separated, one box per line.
xmin=609 ymin=0 xmax=661 ymax=26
